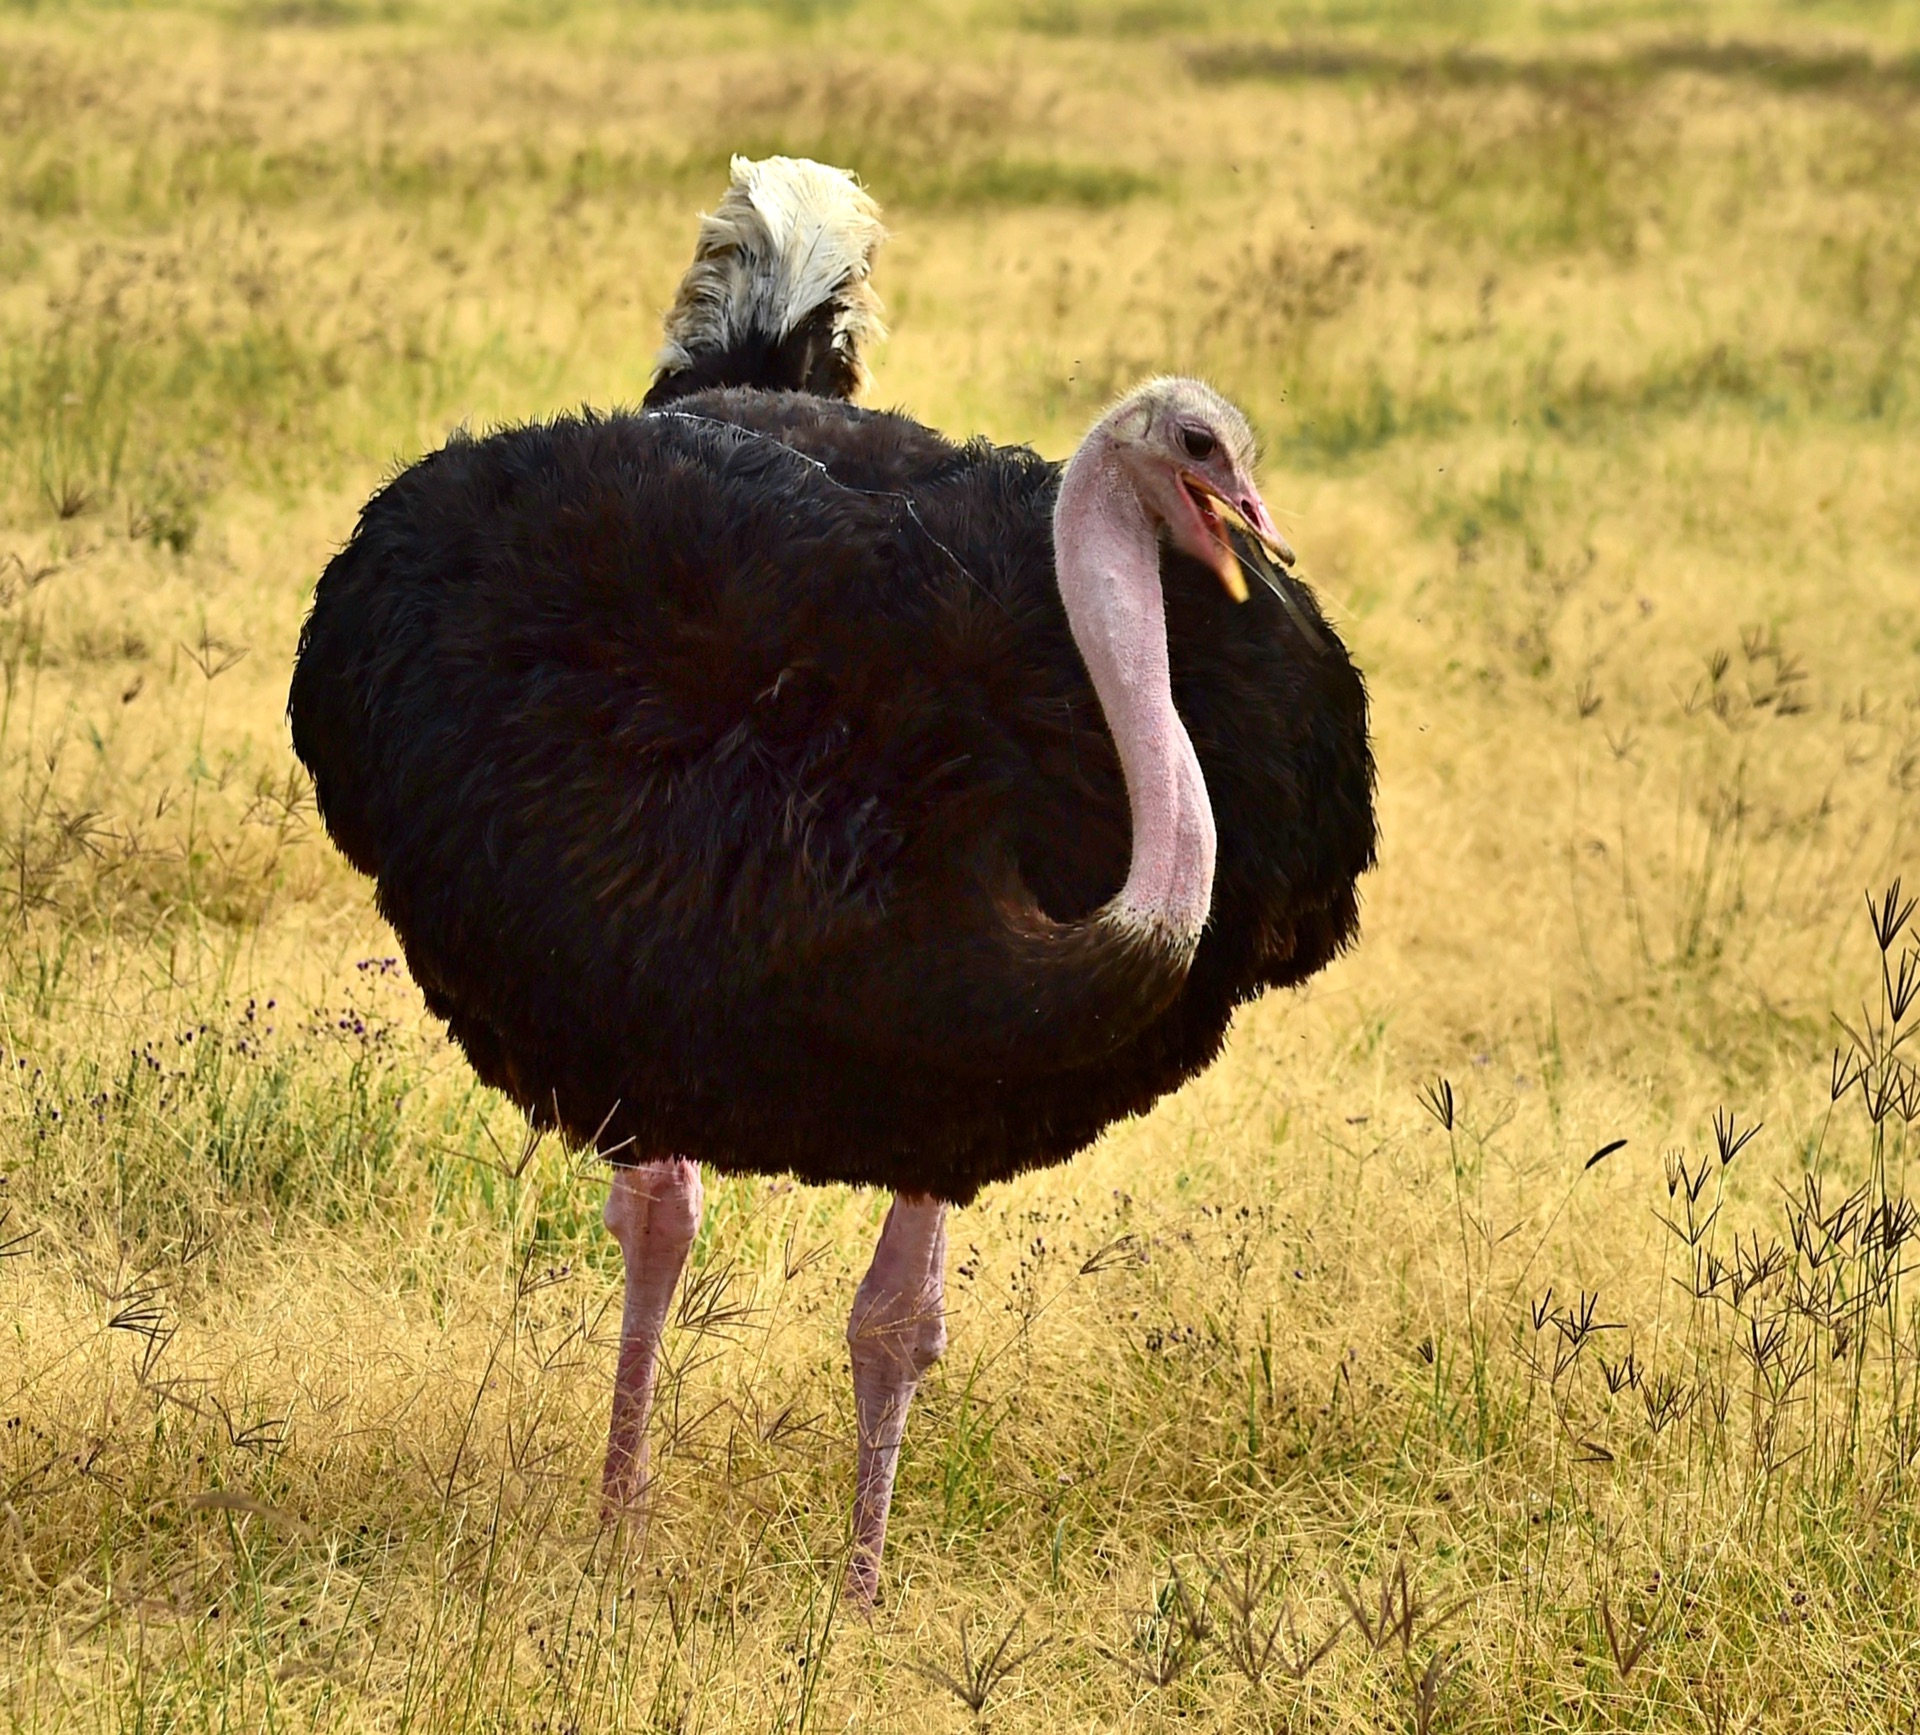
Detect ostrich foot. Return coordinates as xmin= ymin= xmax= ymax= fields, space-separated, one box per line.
xmin=601 ymin=1157 xmax=703 ymax=1519
xmin=845 ymin=1193 xmax=948 ymax=1608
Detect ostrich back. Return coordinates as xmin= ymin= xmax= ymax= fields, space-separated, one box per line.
xmin=289 ymin=390 xmax=1375 ymax=1202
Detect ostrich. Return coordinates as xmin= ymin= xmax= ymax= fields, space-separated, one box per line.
xmin=288 ymin=155 xmax=1376 ymax=1605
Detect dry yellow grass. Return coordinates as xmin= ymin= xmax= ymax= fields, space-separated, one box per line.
xmin=3 ymin=2 xmax=1919 ymax=1728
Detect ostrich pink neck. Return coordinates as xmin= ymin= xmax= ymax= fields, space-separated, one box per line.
xmin=1054 ymin=423 xmax=1216 ymax=946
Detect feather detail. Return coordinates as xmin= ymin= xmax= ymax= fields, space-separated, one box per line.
xmin=649 ymin=156 xmax=888 ymax=405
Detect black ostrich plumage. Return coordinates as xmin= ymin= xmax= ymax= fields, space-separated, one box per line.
xmin=288 ymin=386 xmax=1376 ymax=1204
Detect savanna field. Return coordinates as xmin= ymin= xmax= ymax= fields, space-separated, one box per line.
xmin=2 ymin=1 xmax=1919 ymax=1728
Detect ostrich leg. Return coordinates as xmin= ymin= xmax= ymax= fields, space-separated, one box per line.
xmin=845 ymin=1194 xmax=948 ymax=1606
xmin=601 ymin=1157 xmax=704 ymax=1515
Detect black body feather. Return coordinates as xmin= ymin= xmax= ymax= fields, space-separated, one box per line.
xmin=289 ymin=391 xmax=1375 ymax=1203
xmin=644 ymin=302 xmax=864 ymax=407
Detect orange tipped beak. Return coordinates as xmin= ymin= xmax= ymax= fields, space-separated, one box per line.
xmin=1178 ymin=472 xmax=1296 ymax=603
xmin=1209 ymin=536 xmax=1251 ymax=603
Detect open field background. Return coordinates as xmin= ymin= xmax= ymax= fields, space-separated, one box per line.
xmin=2 ymin=1 xmax=1919 ymax=1728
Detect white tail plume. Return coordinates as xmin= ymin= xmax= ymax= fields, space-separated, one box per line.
xmin=656 ymin=155 xmax=888 ymax=391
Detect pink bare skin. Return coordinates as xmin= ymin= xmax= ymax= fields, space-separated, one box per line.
xmin=601 ymin=1157 xmax=704 ymax=1515
xmin=845 ymin=1194 xmax=949 ymax=1607
xmin=596 ymin=379 xmax=1281 ymax=1607
xmin=1052 ymin=378 xmax=1281 ymax=946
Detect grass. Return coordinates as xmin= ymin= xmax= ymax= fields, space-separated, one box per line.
xmin=1 ymin=0 xmax=1919 ymax=1728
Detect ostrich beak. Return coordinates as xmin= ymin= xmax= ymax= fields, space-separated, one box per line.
xmin=1178 ymin=472 xmax=1297 ymax=603
xmin=1178 ymin=471 xmax=1325 ymax=653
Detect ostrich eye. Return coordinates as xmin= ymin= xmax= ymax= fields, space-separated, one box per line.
xmin=1180 ymin=426 xmax=1217 ymax=461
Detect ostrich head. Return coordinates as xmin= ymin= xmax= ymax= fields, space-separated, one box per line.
xmin=1101 ymin=377 xmax=1295 ymax=601
xmin=1052 ymin=376 xmax=1297 ymax=946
